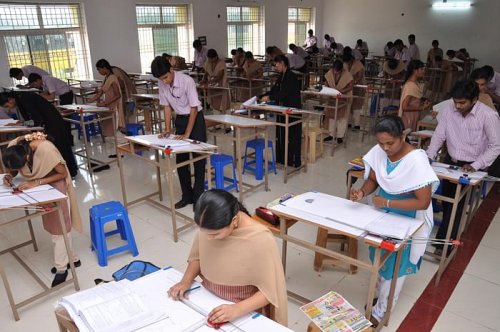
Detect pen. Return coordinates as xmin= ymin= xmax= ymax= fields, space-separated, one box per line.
xmin=184 ymin=285 xmax=200 ymax=294
xmin=252 ymin=313 xmax=261 ymax=319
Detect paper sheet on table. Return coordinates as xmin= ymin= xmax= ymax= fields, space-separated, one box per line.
xmin=364 ymin=214 xmax=412 ymax=240
xmin=432 ymin=162 xmax=487 ymax=183
xmin=432 ymin=99 xmax=452 ymax=113
xmin=242 ymin=96 xmax=257 ymax=106
xmin=128 ymin=134 xmax=192 ymax=148
xmin=320 ymin=86 xmax=341 ymax=96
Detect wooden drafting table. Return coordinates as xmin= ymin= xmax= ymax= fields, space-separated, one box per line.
xmin=196 ymin=84 xmax=232 ymax=112
xmin=410 ymin=129 xmax=434 ymax=149
xmin=58 ymin=104 xmax=118 ymax=179
xmin=0 ymin=179 xmax=80 ymax=320
xmin=0 ymin=123 xmax=44 ymax=172
xmin=54 ymin=267 xmax=292 ymax=332
xmin=241 ymin=104 xmax=323 ymax=183
xmin=269 ymin=191 xmax=423 ymax=331
xmin=204 ymin=114 xmax=273 ymax=202
xmin=116 ymin=134 xmax=217 ymax=242
xmin=2 ymin=86 xmax=42 ymax=93
xmin=300 ymin=89 xmax=349 ymax=156
xmin=131 ymin=93 xmax=162 ymax=133
xmin=346 ymin=162 xmax=487 ymax=286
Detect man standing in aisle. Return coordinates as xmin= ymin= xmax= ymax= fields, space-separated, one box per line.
xmin=151 ymin=56 xmax=207 ymax=209
xmin=426 ymin=80 xmax=500 ymax=255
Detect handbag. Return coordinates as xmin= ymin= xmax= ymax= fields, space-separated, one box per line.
xmin=112 ymin=260 xmax=160 ymax=282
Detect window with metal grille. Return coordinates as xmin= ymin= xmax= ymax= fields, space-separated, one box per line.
xmin=136 ymin=5 xmax=193 ymax=73
xmin=287 ymin=7 xmax=315 ymax=47
xmin=0 ymin=3 xmax=91 ymax=81
xmin=226 ymin=6 xmax=264 ymax=57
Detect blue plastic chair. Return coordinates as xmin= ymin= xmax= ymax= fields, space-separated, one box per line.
xmin=71 ymin=113 xmax=101 ymax=141
xmin=243 ymin=139 xmax=277 ymax=180
xmin=126 ymin=123 xmax=145 ymax=136
xmin=89 ymin=201 xmax=138 ymax=267
xmin=205 ymin=154 xmax=238 ymax=191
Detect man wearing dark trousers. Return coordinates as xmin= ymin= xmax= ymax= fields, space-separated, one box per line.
xmin=426 ymin=80 xmax=500 ymax=256
xmin=151 ymin=56 xmax=207 ymax=209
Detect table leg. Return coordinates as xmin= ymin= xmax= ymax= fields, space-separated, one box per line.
xmin=365 ymin=247 xmax=381 ymax=319
xmin=117 ymin=144 xmax=128 ymax=206
xmin=313 ymin=228 xmax=329 ymax=271
xmin=264 ymin=127 xmax=269 ymax=191
xmin=58 ymin=202 xmax=80 ymax=291
xmin=155 ymin=150 xmax=163 ymax=201
xmin=166 ymin=156 xmax=179 ymax=242
xmin=284 ymin=115 xmax=289 ymax=183
xmin=235 ymin=128 xmax=244 ymax=202
xmin=0 ymin=263 xmax=19 ymax=320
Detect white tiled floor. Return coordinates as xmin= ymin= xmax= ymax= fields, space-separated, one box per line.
xmin=0 ymin=129 xmax=497 ymax=331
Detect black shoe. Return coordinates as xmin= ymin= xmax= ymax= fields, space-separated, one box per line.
xmin=224 ymin=127 xmax=232 ymax=134
xmin=174 ymin=199 xmax=193 ymax=209
xmin=51 ymin=260 xmax=81 ymax=274
xmin=323 ymin=136 xmax=333 ymax=142
xmin=51 ymin=270 xmax=68 ymax=288
xmin=353 ymin=126 xmax=361 ymax=130
xmin=336 ymin=138 xmax=344 ymax=144
xmin=91 ymin=163 xmax=110 ymax=172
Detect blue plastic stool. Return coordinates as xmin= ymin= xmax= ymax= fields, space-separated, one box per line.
xmin=89 ymin=201 xmax=138 ymax=267
xmin=71 ymin=113 xmax=101 ymax=141
xmin=205 ymin=154 xmax=238 ymax=191
xmin=126 ymin=123 xmax=145 ymax=136
xmin=126 ymin=123 xmax=145 ymax=155
xmin=243 ymin=139 xmax=277 ymax=180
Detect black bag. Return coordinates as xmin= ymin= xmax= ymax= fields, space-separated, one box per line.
xmin=112 ymin=260 xmax=160 ymax=281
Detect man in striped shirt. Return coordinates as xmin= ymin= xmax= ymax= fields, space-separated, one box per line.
xmin=427 ymin=80 xmax=500 ymax=255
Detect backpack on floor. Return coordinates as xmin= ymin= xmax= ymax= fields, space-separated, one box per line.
xmin=112 ymin=260 xmax=160 ymax=281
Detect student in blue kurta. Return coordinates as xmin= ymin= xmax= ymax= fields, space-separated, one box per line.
xmin=350 ymin=115 xmax=439 ymax=327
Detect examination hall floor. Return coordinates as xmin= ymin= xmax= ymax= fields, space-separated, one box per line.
xmin=0 ymin=128 xmax=498 ymax=332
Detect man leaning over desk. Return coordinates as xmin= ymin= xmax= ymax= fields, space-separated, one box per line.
xmin=151 ymin=56 xmax=207 ymax=210
xmin=426 ymin=80 xmax=500 ymax=256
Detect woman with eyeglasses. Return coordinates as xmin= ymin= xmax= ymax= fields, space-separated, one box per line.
xmin=151 ymin=56 xmax=207 ymax=210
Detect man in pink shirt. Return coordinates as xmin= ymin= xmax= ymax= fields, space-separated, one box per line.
xmin=427 ymin=80 xmax=500 ymax=255
xmin=151 ymin=56 xmax=207 ymax=209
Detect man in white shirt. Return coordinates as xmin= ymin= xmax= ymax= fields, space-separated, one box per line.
xmin=192 ymin=40 xmax=208 ymax=72
xmin=27 ymin=73 xmax=74 ymax=105
xmin=9 ymin=65 xmax=49 ymax=81
xmin=407 ymin=34 xmax=420 ymax=60
xmin=286 ymin=53 xmax=306 ymax=71
xmin=323 ymin=34 xmax=334 ymax=50
xmin=151 ymin=56 xmax=207 ymax=209
xmin=289 ymin=44 xmax=309 ymax=60
xmin=303 ymin=29 xmax=317 ymax=50
xmin=483 ymin=65 xmax=500 ymax=106
xmin=354 ymin=39 xmax=369 ymax=58
xmin=393 ymin=39 xmax=411 ymax=63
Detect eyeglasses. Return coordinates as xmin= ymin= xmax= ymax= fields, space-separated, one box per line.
xmin=169 ymin=86 xmax=181 ymax=99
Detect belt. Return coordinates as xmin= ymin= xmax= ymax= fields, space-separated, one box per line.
xmin=176 ymin=111 xmax=203 ymax=118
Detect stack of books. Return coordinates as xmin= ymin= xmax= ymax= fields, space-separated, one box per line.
xmin=348 ymin=157 xmax=364 ymax=170
xmin=300 ymin=291 xmax=372 ymax=332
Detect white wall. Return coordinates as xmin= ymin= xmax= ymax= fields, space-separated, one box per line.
xmin=322 ymin=0 xmax=500 ymax=69
xmin=0 ymin=0 xmax=323 ymax=86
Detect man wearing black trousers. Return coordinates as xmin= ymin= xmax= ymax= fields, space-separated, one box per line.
xmin=151 ymin=56 xmax=207 ymax=209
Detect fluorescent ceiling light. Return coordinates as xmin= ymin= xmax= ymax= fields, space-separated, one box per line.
xmin=432 ymin=1 xmax=471 ymax=9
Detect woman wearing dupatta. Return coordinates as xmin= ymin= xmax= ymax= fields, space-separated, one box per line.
xmin=202 ymin=49 xmax=230 ymax=113
xmin=350 ymin=115 xmax=439 ymax=327
xmin=343 ymin=47 xmax=365 ymax=130
xmin=88 ymin=59 xmax=124 ymax=136
xmin=324 ymin=59 xmax=353 ymax=144
xmin=237 ymin=51 xmax=264 ymax=102
xmin=3 ymin=133 xmax=82 ymax=288
xmin=168 ymin=189 xmax=288 ymax=326
xmin=399 ymin=60 xmax=432 ymax=132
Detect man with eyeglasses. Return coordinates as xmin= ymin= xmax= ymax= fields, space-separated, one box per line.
xmin=151 ymin=56 xmax=207 ymax=210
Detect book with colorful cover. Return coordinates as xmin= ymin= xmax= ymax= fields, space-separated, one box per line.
xmin=348 ymin=157 xmax=364 ymax=170
xmin=300 ymin=291 xmax=371 ymax=332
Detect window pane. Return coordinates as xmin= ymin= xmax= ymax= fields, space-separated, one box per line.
xmin=162 ymin=6 xmax=187 ymax=24
xmin=136 ymin=6 xmax=161 ymax=25
xmin=298 ymin=8 xmax=311 ymax=21
xmin=41 ymin=5 xmax=79 ymax=28
xmin=0 ymin=4 xmax=39 ymax=30
xmin=5 ymin=35 xmax=31 ymax=69
xmin=241 ymin=7 xmax=258 ymax=22
xmin=66 ymin=31 xmax=87 ymax=79
xmin=287 ymin=23 xmax=295 ymax=45
xmin=227 ymin=7 xmax=240 ymax=22
xmin=153 ymin=27 xmax=178 ymax=56
xmin=138 ymin=27 xmax=154 ymax=73
xmin=288 ymin=8 xmax=297 ymax=21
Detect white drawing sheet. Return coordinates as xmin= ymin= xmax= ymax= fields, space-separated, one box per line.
xmin=320 ymin=86 xmax=341 ymax=96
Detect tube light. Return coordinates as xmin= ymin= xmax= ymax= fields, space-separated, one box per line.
xmin=432 ymin=1 xmax=471 ymax=9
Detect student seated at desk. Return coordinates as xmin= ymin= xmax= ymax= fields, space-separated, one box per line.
xmin=168 ymin=189 xmax=288 ymax=326
xmin=350 ymin=115 xmax=439 ymax=327
xmin=2 ymin=133 xmax=82 ymax=287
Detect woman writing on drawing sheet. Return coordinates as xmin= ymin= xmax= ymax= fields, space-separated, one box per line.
xmin=2 ymin=132 xmax=82 ymax=288
xmin=350 ymin=115 xmax=438 ymax=327
xmin=168 ymin=189 xmax=288 ymax=326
